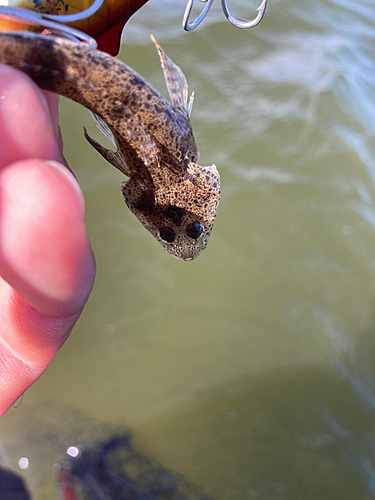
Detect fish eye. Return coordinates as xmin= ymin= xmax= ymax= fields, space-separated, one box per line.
xmin=186 ymin=222 xmax=203 ymax=240
xmin=159 ymin=227 xmax=176 ymax=243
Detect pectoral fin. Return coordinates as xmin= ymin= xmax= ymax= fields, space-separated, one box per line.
xmin=83 ymin=127 xmax=128 ymax=175
xmin=90 ymin=112 xmax=116 ymax=146
xmin=151 ymin=35 xmax=194 ymax=116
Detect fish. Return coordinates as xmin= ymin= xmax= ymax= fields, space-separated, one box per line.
xmin=0 ymin=31 xmax=220 ymax=260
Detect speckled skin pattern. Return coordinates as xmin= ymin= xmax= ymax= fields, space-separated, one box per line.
xmin=0 ymin=32 xmax=220 ymax=260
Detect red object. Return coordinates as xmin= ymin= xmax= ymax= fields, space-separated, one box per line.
xmin=89 ymin=0 xmax=149 ymax=56
xmin=96 ymin=20 xmax=127 ymax=55
xmin=58 ymin=464 xmax=78 ymax=500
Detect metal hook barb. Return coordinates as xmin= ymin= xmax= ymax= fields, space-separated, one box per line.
xmin=183 ymin=0 xmax=268 ymax=31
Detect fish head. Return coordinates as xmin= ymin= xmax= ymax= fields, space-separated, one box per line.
xmin=121 ymin=162 xmax=220 ymax=260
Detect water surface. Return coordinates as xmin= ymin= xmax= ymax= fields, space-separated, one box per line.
xmin=2 ymin=0 xmax=375 ymax=498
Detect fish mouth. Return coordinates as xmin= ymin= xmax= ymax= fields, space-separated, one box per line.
xmin=160 ymin=238 xmax=206 ymax=261
xmin=174 ymin=254 xmax=198 ymax=262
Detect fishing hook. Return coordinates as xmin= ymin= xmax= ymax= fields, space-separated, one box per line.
xmin=0 ymin=5 xmax=97 ymax=48
xmin=183 ymin=0 xmax=268 ymax=31
xmin=222 ymin=0 xmax=267 ymax=28
xmin=183 ymin=0 xmax=214 ymax=31
xmin=41 ymin=0 xmax=104 ymax=24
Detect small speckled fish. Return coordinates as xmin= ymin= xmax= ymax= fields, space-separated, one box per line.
xmin=0 ymin=31 xmax=220 ymax=260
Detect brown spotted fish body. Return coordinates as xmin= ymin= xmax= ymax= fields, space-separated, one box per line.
xmin=0 ymin=32 xmax=220 ymax=260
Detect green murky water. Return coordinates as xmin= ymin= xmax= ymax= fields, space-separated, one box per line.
xmin=2 ymin=0 xmax=375 ymax=498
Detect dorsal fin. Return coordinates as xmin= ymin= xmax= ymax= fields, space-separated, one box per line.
xmin=151 ymin=35 xmax=194 ymax=117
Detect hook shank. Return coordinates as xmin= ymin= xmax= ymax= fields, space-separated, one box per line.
xmin=182 ymin=0 xmax=215 ymax=31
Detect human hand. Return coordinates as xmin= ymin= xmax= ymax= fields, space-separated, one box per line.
xmin=0 ymin=65 xmax=96 ymax=417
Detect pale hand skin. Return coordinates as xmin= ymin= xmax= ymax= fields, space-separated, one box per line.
xmin=0 ymin=65 xmax=96 ymax=417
